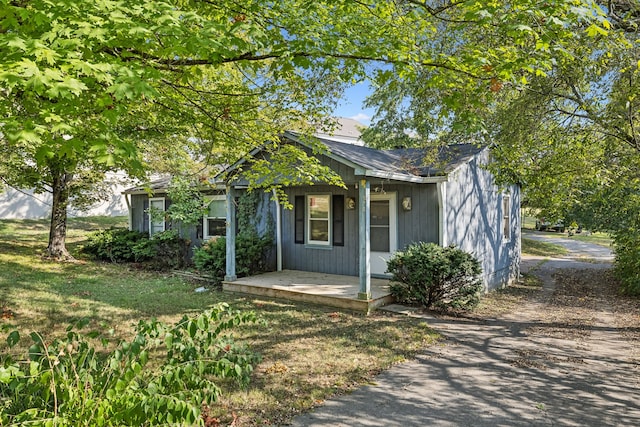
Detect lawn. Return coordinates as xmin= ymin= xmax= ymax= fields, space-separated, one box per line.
xmin=568 ymin=231 xmax=613 ymax=248
xmin=0 ymin=217 xmax=439 ymax=426
xmin=521 ymin=237 xmax=569 ymax=257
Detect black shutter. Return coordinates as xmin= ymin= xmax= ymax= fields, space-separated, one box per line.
xmin=294 ymin=195 xmax=304 ymax=244
xmin=332 ymin=195 xmax=344 ymax=246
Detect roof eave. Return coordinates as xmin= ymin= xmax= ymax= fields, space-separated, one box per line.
xmin=360 ymin=169 xmax=448 ymax=183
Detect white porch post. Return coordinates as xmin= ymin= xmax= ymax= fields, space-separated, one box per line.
xmin=358 ymin=178 xmax=371 ymax=300
xmin=224 ymin=185 xmax=237 ymax=281
xmin=272 ymin=189 xmax=283 ymax=272
xmin=437 ymin=181 xmax=448 ymax=247
xmin=125 ymin=194 xmax=132 ymax=231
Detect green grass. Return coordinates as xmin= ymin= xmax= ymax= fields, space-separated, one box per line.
xmin=568 ymin=231 xmax=612 ymax=248
xmin=0 ymin=217 xmax=439 ymax=426
xmin=522 ymin=214 xmax=538 ymax=230
xmin=522 ymin=237 xmax=569 ymax=257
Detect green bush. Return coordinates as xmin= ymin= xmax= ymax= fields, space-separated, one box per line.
xmin=193 ymin=236 xmax=226 ymax=280
xmin=386 ymin=242 xmax=483 ymax=310
xmin=193 ymin=231 xmax=273 ymax=283
xmin=132 ymin=230 xmax=190 ymax=270
xmin=81 ymin=228 xmax=149 ymax=262
xmin=613 ymin=230 xmax=640 ymax=295
xmin=0 ymin=304 xmax=261 ymax=426
xmin=82 ymin=229 xmax=189 ymax=270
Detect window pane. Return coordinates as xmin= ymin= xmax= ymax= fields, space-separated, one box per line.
xmin=371 ymin=227 xmax=390 ymax=252
xmin=371 ymin=200 xmax=390 ymax=226
xmin=207 ymin=219 xmax=226 ymax=237
xmin=309 ymin=196 xmax=329 ymax=219
xmin=150 ymin=199 xmax=164 ymax=210
xmin=310 ymin=220 xmax=329 ymax=242
xmin=208 ymin=199 xmax=226 ymax=218
xmin=150 ymin=223 xmax=164 ymax=235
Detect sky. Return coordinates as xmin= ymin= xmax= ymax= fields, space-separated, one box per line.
xmin=332 ymin=81 xmax=375 ymax=126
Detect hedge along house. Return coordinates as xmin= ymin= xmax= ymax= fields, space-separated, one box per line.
xmin=219 ymin=131 xmax=521 ymax=307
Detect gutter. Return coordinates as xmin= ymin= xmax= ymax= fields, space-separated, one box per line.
xmin=360 ymin=170 xmax=448 ymax=184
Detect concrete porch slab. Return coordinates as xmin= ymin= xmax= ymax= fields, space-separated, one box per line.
xmin=222 ymin=270 xmax=395 ymax=314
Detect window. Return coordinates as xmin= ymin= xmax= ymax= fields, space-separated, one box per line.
xmin=148 ymin=198 xmax=165 ymax=236
xmin=294 ymin=194 xmax=344 ymax=246
xmin=370 ymin=199 xmax=391 ymax=252
xmin=203 ymin=195 xmax=226 ymax=240
xmin=502 ymin=195 xmax=511 ymax=240
xmin=307 ymin=194 xmax=330 ymax=245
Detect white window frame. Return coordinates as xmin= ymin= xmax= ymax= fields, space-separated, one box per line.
xmin=203 ymin=195 xmax=227 ymax=240
xmin=306 ymin=194 xmax=331 ymax=246
xmin=148 ymin=197 xmax=166 ymax=236
xmin=502 ymin=195 xmax=511 ymax=241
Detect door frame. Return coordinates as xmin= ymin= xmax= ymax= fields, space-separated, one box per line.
xmin=370 ymin=192 xmax=397 ymax=277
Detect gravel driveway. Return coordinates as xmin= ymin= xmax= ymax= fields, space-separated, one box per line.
xmin=292 ymin=233 xmax=640 ymax=426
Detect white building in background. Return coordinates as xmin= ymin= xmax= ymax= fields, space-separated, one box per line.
xmin=0 ymin=173 xmax=130 ymax=219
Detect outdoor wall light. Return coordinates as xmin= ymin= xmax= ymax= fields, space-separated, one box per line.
xmin=402 ymin=196 xmax=412 ymax=211
xmin=347 ymin=197 xmax=356 ymax=210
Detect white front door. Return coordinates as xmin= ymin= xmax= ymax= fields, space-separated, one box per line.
xmin=370 ymin=193 xmax=397 ymax=276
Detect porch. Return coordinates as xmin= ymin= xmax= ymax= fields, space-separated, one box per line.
xmin=222 ymin=270 xmax=395 ymax=314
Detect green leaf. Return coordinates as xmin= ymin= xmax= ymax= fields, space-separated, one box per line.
xmin=188 ymin=321 xmax=197 ymax=338
xmin=586 ymin=24 xmax=608 ymax=37
xmin=0 ymin=366 xmax=19 ymax=384
xmin=139 ymin=350 xmax=149 ymax=366
xmin=115 ymin=379 xmax=127 ymax=391
xmin=7 ymin=330 xmax=20 ymax=348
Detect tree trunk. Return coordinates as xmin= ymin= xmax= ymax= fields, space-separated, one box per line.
xmin=46 ymin=165 xmax=73 ymax=260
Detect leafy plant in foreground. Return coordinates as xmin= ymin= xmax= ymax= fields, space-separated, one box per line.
xmin=0 ymin=304 xmax=262 ymax=426
xmin=387 ymin=242 xmax=483 ymax=310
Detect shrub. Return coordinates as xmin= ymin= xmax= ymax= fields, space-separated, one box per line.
xmin=82 ymin=229 xmax=189 ymax=270
xmin=193 ymin=236 xmax=226 ymax=280
xmin=131 ymin=230 xmax=190 ymax=270
xmin=386 ymin=242 xmax=483 ymax=310
xmin=193 ymin=231 xmax=273 ymax=283
xmin=613 ymin=230 xmax=640 ymax=295
xmin=81 ymin=228 xmax=148 ymax=262
xmin=0 ymin=304 xmax=262 ymax=426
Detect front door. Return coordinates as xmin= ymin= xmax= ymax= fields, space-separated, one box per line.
xmin=370 ymin=193 xmax=397 ymax=277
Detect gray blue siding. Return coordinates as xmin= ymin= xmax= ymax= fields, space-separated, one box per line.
xmin=443 ymin=150 xmax=520 ymax=290
xmin=280 ymin=182 xmax=440 ymax=276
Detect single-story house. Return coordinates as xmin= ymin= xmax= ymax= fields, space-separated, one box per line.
xmin=125 ymin=130 xmax=520 ymax=299
xmin=219 ymin=131 xmax=520 ymax=298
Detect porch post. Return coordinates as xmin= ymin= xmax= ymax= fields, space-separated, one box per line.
xmin=224 ymin=185 xmax=237 ymax=281
xmin=272 ymin=189 xmax=283 ymax=272
xmin=437 ymin=181 xmax=448 ymax=247
xmin=358 ymin=178 xmax=371 ymax=300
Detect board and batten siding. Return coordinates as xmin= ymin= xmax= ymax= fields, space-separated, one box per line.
xmin=282 ymin=186 xmax=359 ymax=276
xmin=443 ymin=149 xmax=520 ymax=290
xmin=280 ymin=182 xmax=440 ymax=277
xmin=129 ymin=190 xmax=276 ymax=269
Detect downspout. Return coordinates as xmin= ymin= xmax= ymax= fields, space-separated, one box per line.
xmin=437 ymin=181 xmax=447 ymax=247
xmin=272 ymin=189 xmax=283 ymax=272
